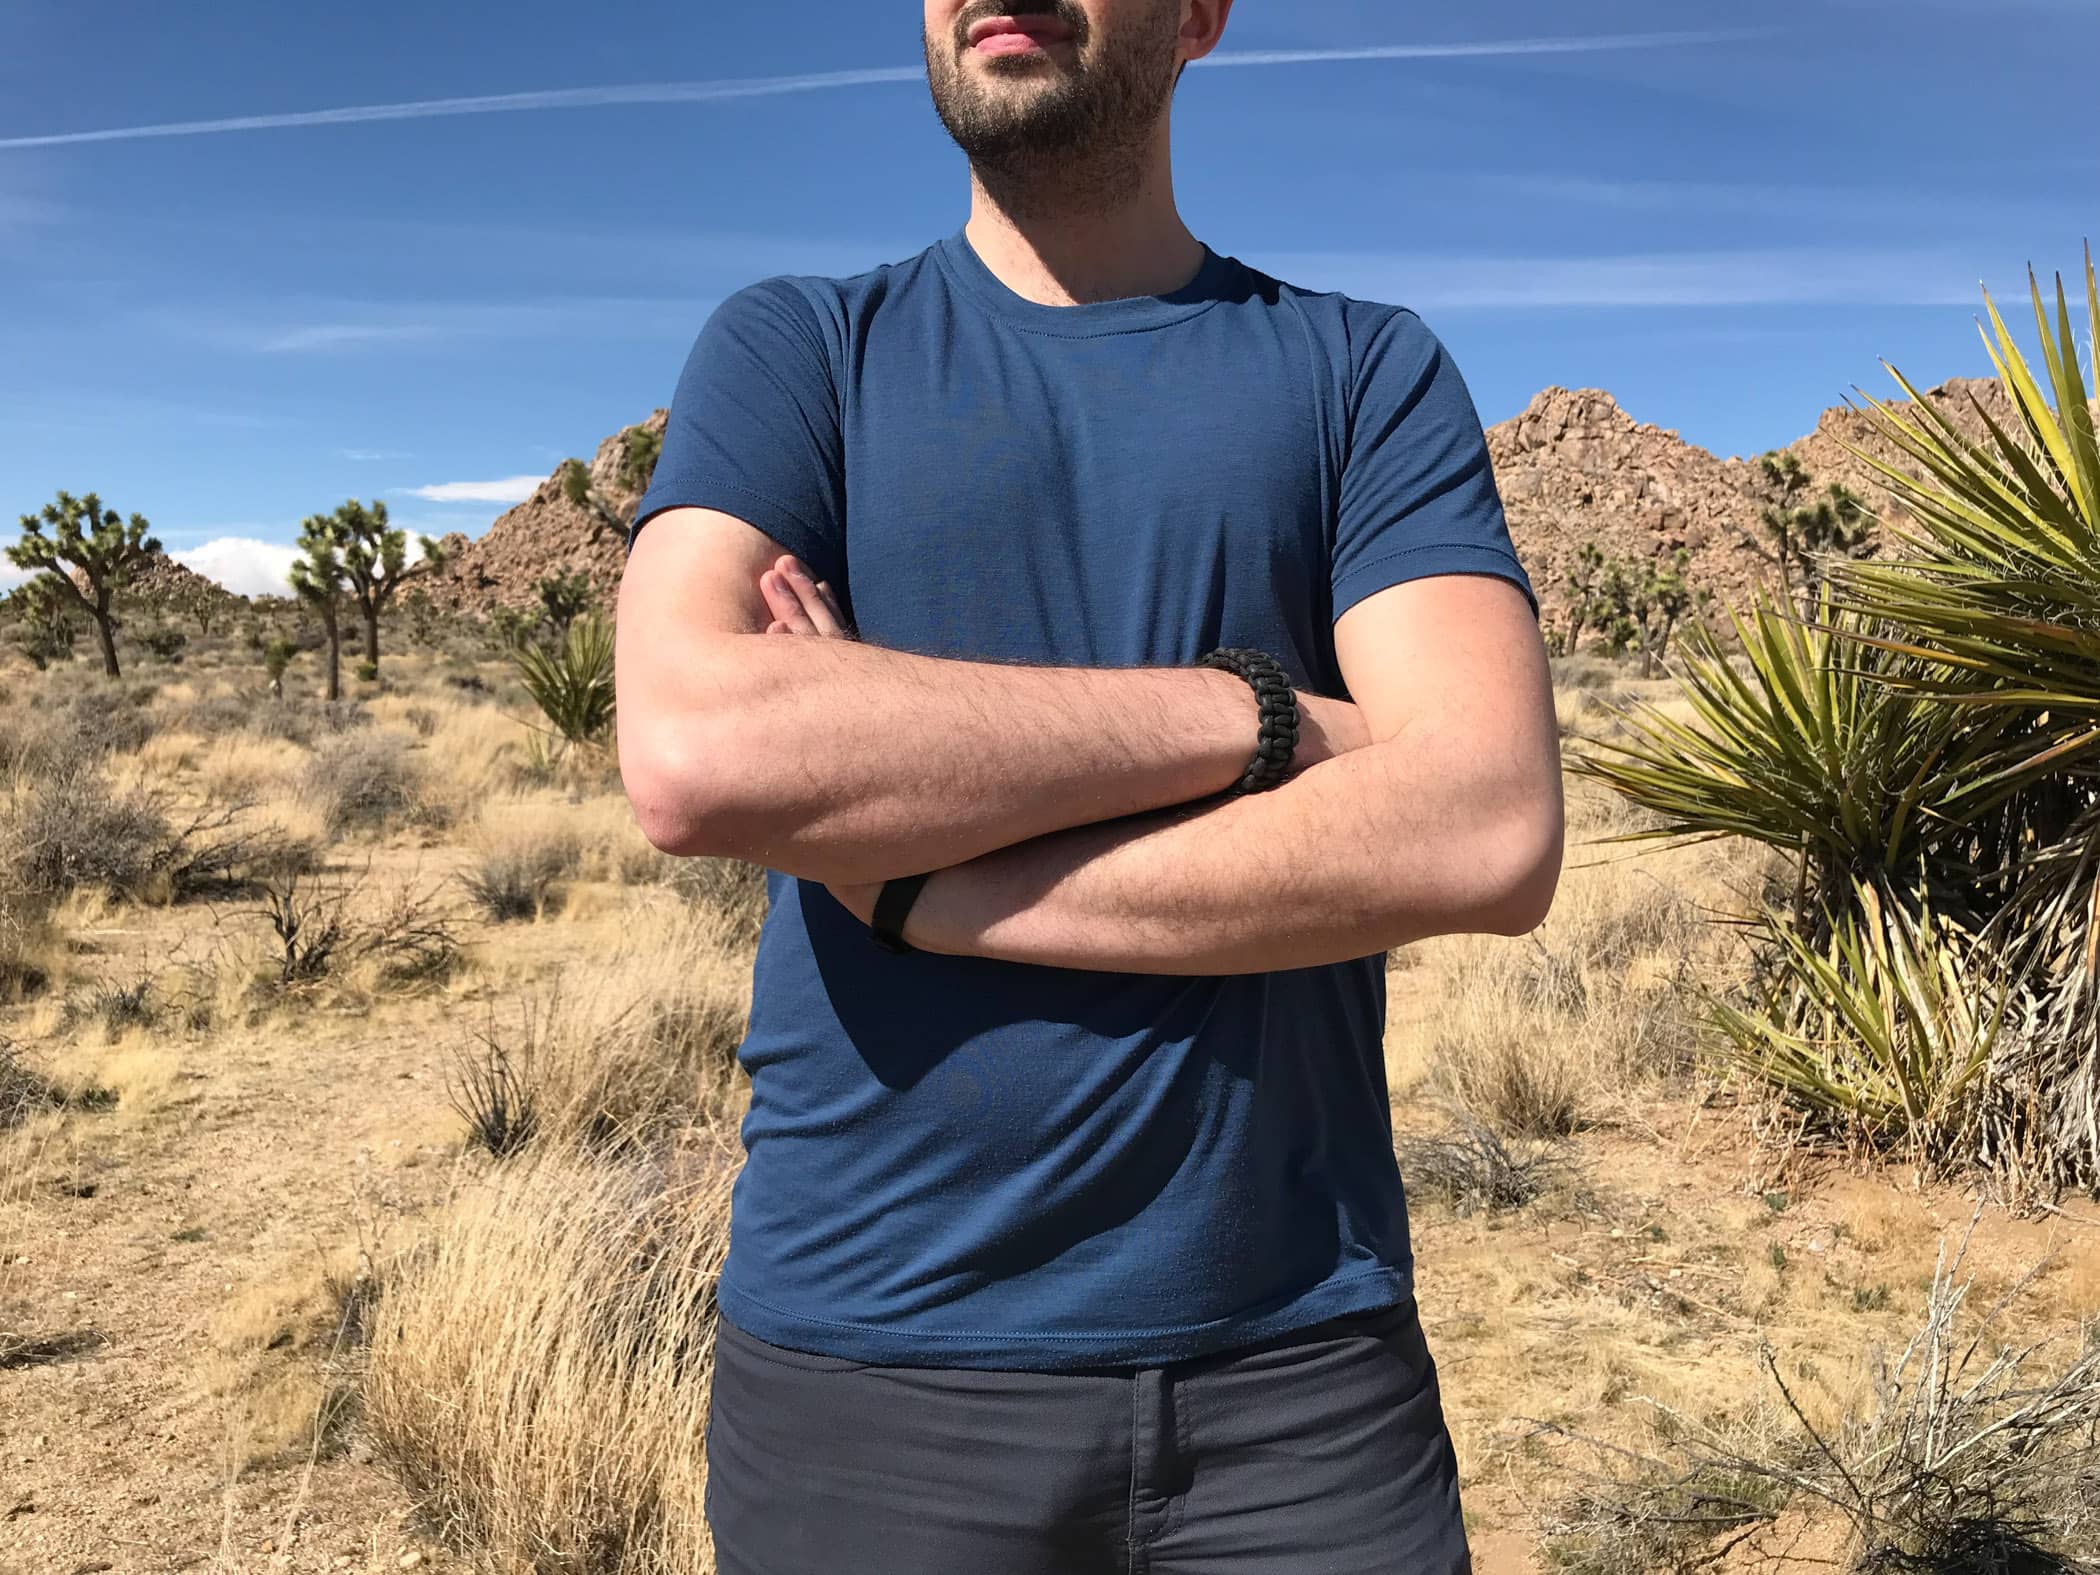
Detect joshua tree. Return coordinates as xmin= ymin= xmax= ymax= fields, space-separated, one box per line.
xmin=535 ymin=570 xmax=596 ymax=640
xmin=1562 ymin=541 xmax=1606 ymax=655
xmin=1755 ymin=454 xmax=1873 ymax=615
xmin=262 ymin=637 xmax=298 ymax=701
xmin=7 ymin=575 xmax=77 ymax=670
xmin=325 ymin=499 xmax=414 ymax=677
xmin=1624 ymin=549 xmax=1703 ymax=678
xmin=289 ymin=513 xmax=348 ymax=702
xmin=6 ymin=490 xmax=161 ymax=676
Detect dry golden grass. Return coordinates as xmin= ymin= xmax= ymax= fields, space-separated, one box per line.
xmin=195 ymin=734 xmax=309 ymax=802
xmin=1389 ymin=773 xmax=1780 ymax=1138
xmin=362 ymin=1133 xmax=735 ymax=1574
xmin=457 ymin=797 xmax=587 ymax=921
xmin=7 ymin=644 xmax=2100 ymax=1574
xmin=453 ymin=901 xmax=754 ymax=1154
xmin=199 ymin=1241 xmax=372 ymax=1472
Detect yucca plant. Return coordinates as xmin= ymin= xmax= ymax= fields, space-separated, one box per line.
xmin=1833 ymin=246 xmax=2100 ymax=736
xmin=514 ymin=612 xmax=616 ymax=757
xmin=1832 ymin=250 xmax=2100 ymax=988
xmin=1568 ymin=590 xmax=2018 ymax=923
xmin=1711 ymin=880 xmax=2025 ymax=1173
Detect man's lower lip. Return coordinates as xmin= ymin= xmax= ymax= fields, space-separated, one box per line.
xmin=973 ymin=33 xmax=1062 ymax=55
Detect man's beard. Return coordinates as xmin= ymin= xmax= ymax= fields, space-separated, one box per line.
xmin=924 ymin=0 xmax=1182 ymax=206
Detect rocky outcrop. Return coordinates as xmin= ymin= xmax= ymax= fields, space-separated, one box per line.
xmin=1487 ymin=387 xmax=1777 ymax=627
xmin=1780 ymin=375 xmax=2030 ymax=525
xmin=67 ymin=550 xmax=237 ymax=609
xmin=420 ymin=411 xmax=667 ymax=618
xmin=1485 ymin=375 xmax=2071 ymax=632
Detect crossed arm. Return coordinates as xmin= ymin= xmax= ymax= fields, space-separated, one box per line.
xmin=615 ymin=509 xmax=1564 ymax=977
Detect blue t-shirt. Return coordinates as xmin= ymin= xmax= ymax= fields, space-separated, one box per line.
xmin=630 ymin=230 xmax=1534 ymax=1370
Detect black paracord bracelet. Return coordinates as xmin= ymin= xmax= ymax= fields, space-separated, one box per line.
xmin=1197 ymin=648 xmax=1300 ymax=796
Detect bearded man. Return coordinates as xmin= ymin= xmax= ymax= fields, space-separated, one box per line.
xmin=615 ymin=3 xmax=1564 ymax=1570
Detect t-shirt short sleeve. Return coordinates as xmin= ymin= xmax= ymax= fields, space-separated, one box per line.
xmin=1330 ymin=304 xmax=1536 ymax=625
xmin=628 ymin=278 xmax=848 ymax=592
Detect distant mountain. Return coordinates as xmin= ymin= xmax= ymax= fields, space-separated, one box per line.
xmin=162 ymin=378 xmax=2046 ymax=633
xmin=1486 ymin=376 xmax=2032 ymax=633
xmin=420 ymin=409 xmax=667 ymax=618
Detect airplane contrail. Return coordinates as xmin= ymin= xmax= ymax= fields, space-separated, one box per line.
xmin=0 ymin=32 xmax=1758 ymax=152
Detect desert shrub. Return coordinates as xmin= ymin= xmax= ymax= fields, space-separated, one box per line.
xmin=1431 ymin=1018 xmax=1582 ymax=1139
xmin=251 ymin=866 xmax=460 ymax=993
xmin=1572 ymin=256 xmax=2100 ymax=1197
xmin=447 ymin=1020 xmax=540 ymax=1160
xmin=279 ymin=699 xmax=371 ymax=746
xmin=1535 ymin=1212 xmax=2100 ymax=1570
xmin=0 ymin=893 xmax=47 ymax=1003
xmin=513 ymin=613 xmax=615 ymax=757
xmin=62 ymin=682 xmax=158 ymax=756
xmin=362 ymin=1134 xmax=732 ymax=1572
xmin=5 ymin=760 xmax=313 ymax=905
xmin=1397 ymin=1113 xmax=1568 ymax=1217
xmin=461 ymin=920 xmax=750 ymax=1155
xmin=1 ymin=1039 xmax=60 ymax=1128
xmin=9 ymin=759 xmax=171 ymax=897
xmin=459 ymin=818 xmax=582 ymax=922
xmin=139 ymin=624 xmax=187 ymax=665
xmin=663 ymin=856 xmax=770 ymax=953
xmin=1711 ymin=881 xmax=2031 ymax=1180
xmin=301 ymin=729 xmax=447 ymax=836
xmin=181 ymin=690 xmax=367 ymax=748
xmin=61 ymin=974 xmax=160 ymax=1039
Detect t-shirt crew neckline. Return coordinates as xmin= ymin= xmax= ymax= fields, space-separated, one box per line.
xmin=933 ymin=228 xmax=1238 ymax=337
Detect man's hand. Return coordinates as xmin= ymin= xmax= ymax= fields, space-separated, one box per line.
xmin=759 ymin=554 xmax=852 ymax=638
xmin=757 ymin=556 xmax=884 ymax=924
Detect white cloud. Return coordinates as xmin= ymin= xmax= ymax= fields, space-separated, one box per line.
xmin=173 ymin=537 xmax=301 ymax=598
xmin=398 ymin=476 xmax=545 ymax=504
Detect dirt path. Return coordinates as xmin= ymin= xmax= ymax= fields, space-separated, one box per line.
xmin=4 ymin=996 xmax=468 ymax=1575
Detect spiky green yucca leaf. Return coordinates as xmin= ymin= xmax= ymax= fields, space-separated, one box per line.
xmin=1832 ymin=247 xmax=2100 ymax=739
xmin=1568 ymin=592 xmax=2017 ymax=888
xmin=1712 ymin=882 xmax=2014 ymax=1165
xmin=515 ymin=612 xmax=615 ymax=748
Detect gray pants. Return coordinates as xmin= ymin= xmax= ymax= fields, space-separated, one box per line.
xmin=705 ymin=1299 xmax=1471 ymax=1574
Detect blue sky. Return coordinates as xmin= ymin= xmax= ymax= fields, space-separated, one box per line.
xmin=2 ymin=0 xmax=2092 ymax=595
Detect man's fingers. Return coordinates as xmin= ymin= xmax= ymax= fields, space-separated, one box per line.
xmin=782 ymin=561 xmax=848 ymax=639
xmin=761 ymin=569 xmax=821 ymax=635
xmin=814 ymin=580 xmax=850 ymax=630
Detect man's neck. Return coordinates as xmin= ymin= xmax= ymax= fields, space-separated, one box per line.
xmin=961 ymin=138 xmax=1205 ymax=308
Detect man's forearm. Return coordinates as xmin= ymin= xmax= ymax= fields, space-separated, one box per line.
xmin=630 ymin=632 xmax=1353 ymax=886
xmin=893 ymin=738 xmax=1563 ymax=976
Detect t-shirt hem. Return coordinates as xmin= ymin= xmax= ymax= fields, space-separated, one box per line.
xmin=1332 ymin=541 xmax=1539 ymax=624
xmin=714 ymin=1263 xmax=1416 ymax=1372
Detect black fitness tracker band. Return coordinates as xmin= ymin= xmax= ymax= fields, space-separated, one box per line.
xmin=871 ymin=871 xmax=935 ymax=954
xmin=1197 ymin=647 xmax=1300 ymax=797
